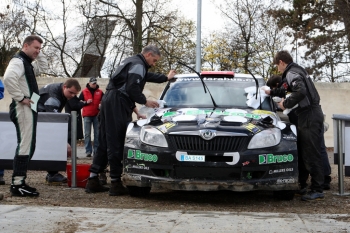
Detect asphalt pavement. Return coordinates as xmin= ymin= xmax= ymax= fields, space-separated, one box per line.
xmin=2 ymin=204 xmax=350 ymax=233
xmin=1 ymin=147 xmax=350 ymax=232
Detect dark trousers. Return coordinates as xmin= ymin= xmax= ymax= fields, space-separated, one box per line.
xmin=90 ymin=90 xmax=133 ymax=179
xmin=297 ymin=105 xmax=324 ymax=192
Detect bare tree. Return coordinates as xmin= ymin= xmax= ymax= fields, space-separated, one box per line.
xmin=0 ymin=3 xmax=30 ymax=75
xmin=80 ymin=0 xmax=196 ymax=75
xmin=207 ymin=0 xmax=286 ymax=79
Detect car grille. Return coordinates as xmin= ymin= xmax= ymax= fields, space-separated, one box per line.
xmin=168 ymin=135 xmax=250 ymax=152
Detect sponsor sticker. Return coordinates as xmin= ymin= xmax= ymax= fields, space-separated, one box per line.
xmin=162 ymin=110 xmax=261 ymax=119
xmin=276 ymin=178 xmax=295 ymax=184
xmin=157 ymin=122 xmax=176 ymax=133
xmin=259 ymin=154 xmax=294 ymax=165
xmin=243 ymin=123 xmax=261 ymax=134
xmin=127 ymin=149 xmax=158 ymax=162
xmin=269 ymin=168 xmax=294 ymax=174
xmin=125 ymin=163 xmax=150 ymax=171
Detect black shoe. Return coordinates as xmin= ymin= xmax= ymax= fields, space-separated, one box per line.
xmin=85 ymin=176 xmax=109 ymax=193
xmin=109 ymin=181 xmax=128 ymax=196
xmin=11 ymin=183 xmax=39 ymax=197
xmin=0 ymin=176 xmax=5 ymax=185
xmin=86 ymin=153 xmax=92 ymax=158
xmin=301 ymin=190 xmax=324 ymax=201
xmin=99 ymin=172 xmax=107 ymax=185
xmin=295 ymin=187 xmax=307 ymax=196
xmin=46 ymin=173 xmax=68 ymax=185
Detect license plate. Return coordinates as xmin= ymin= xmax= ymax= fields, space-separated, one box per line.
xmin=180 ymin=155 xmax=205 ymax=162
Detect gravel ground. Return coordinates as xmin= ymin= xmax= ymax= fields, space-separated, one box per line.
xmin=1 ymin=147 xmax=350 ymax=215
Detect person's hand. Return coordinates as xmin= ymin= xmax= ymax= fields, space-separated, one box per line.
xmin=67 ymin=143 xmax=72 ymax=158
xmin=264 ymin=89 xmax=271 ymax=95
xmin=20 ymin=98 xmax=33 ymax=107
xmin=87 ymin=99 xmax=92 ymax=104
xmin=277 ymin=98 xmax=285 ymax=110
xmin=145 ymin=100 xmax=159 ymax=108
xmin=137 ymin=113 xmax=147 ymax=119
xmin=167 ymin=70 xmax=176 ymax=80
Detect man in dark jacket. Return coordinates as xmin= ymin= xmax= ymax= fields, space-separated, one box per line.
xmin=85 ymin=44 xmax=176 ymax=196
xmin=272 ymin=50 xmax=325 ymax=201
xmin=38 ymin=78 xmax=81 ymax=185
xmin=266 ymin=75 xmax=332 ymax=194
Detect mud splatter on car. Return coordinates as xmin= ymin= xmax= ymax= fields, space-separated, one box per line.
xmin=122 ymin=71 xmax=298 ymax=200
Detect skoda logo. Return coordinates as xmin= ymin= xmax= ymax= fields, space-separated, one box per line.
xmin=200 ymin=129 xmax=216 ymax=140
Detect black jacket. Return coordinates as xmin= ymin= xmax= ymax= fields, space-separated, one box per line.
xmin=278 ymin=63 xmax=320 ymax=110
xmin=107 ymin=54 xmax=168 ymax=106
xmin=38 ymin=83 xmax=67 ymax=112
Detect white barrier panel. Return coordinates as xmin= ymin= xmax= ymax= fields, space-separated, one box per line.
xmin=0 ymin=112 xmax=69 ymax=171
xmin=333 ymin=114 xmax=350 ymax=177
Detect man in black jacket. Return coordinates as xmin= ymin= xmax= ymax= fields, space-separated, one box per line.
xmin=85 ymin=44 xmax=176 ymax=196
xmin=266 ymin=74 xmax=332 ymax=194
xmin=38 ymin=78 xmax=81 ymax=185
xmin=272 ymin=50 xmax=325 ymax=201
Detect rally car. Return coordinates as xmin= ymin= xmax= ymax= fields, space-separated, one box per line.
xmin=122 ymin=71 xmax=298 ymax=200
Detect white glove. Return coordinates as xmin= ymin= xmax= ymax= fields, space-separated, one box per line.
xmin=272 ymin=96 xmax=282 ymax=103
xmin=283 ymin=104 xmax=298 ymax=115
xmin=273 ymin=96 xmax=298 ymax=115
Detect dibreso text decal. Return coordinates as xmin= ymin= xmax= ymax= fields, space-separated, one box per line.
xmin=127 ymin=149 xmax=158 ymax=162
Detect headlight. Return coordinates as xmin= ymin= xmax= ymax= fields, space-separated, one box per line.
xmin=248 ymin=128 xmax=281 ymax=149
xmin=140 ymin=125 xmax=168 ymax=148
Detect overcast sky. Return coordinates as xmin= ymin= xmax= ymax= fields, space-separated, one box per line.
xmin=174 ymin=0 xmax=226 ymax=36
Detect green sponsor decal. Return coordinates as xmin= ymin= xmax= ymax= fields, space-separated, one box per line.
xmin=162 ymin=110 xmax=260 ymax=119
xmin=163 ymin=111 xmax=178 ymax=117
xmin=127 ymin=149 xmax=158 ymax=162
xmin=259 ymin=154 xmax=294 ymax=164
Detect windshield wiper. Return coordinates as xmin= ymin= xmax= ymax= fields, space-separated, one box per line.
xmin=246 ymin=69 xmax=262 ymax=110
xmin=177 ymin=61 xmax=218 ymax=108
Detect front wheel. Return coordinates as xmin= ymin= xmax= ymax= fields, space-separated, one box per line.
xmin=127 ymin=186 xmax=151 ymax=197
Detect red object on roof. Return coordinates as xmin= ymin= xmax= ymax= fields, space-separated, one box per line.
xmin=200 ymin=71 xmax=234 ymax=76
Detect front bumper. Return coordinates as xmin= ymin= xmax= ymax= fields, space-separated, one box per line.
xmin=122 ymin=139 xmax=299 ymax=192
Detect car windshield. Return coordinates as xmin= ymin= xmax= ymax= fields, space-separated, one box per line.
xmin=162 ymin=76 xmax=270 ymax=109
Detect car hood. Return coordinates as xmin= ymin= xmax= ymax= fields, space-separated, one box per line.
xmin=136 ymin=107 xmax=283 ymax=135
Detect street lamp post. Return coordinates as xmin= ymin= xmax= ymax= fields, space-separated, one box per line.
xmin=195 ymin=0 xmax=202 ymax=72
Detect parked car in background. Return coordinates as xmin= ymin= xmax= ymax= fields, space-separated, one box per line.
xmin=122 ymin=71 xmax=298 ymax=200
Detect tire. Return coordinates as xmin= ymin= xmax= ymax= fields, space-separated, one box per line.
xmin=127 ymin=186 xmax=151 ymax=197
xmin=273 ymin=190 xmax=295 ymax=200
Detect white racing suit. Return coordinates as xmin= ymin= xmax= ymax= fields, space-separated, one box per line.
xmin=3 ymin=51 xmax=47 ymax=185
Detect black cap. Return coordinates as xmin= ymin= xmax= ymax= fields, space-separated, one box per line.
xmin=89 ymin=77 xmax=97 ymax=83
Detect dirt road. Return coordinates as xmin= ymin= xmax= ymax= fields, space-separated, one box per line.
xmin=1 ymin=148 xmax=350 ymax=215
